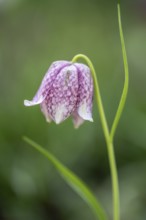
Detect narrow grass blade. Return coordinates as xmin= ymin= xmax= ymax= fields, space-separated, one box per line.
xmin=23 ymin=136 xmax=107 ymax=220
xmin=110 ymin=4 xmax=129 ymax=141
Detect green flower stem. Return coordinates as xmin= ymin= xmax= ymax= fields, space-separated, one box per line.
xmin=110 ymin=4 xmax=129 ymax=142
xmin=72 ymin=54 xmax=110 ymax=143
xmin=72 ymin=4 xmax=129 ymax=220
xmin=72 ymin=54 xmax=120 ymax=220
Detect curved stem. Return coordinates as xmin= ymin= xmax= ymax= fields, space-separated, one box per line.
xmin=110 ymin=4 xmax=129 ymax=141
xmin=72 ymin=54 xmax=120 ymax=220
xmin=72 ymin=54 xmax=109 ymax=142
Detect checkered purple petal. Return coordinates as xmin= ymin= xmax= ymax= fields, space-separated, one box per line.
xmin=74 ymin=63 xmax=93 ymax=123
xmin=24 ymin=60 xmax=94 ymax=127
xmin=24 ymin=61 xmax=70 ymax=106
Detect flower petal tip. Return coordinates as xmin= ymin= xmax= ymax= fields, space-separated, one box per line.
xmin=24 ymin=95 xmax=45 ymax=107
xmin=24 ymin=100 xmax=33 ymax=106
xmin=82 ymin=116 xmax=93 ymax=123
xmin=54 ymin=104 xmax=67 ymax=124
xmin=78 ymin=103 xmax=93 ymax=122
xmin=88 ymin=117 xmax=93 ymax=122
xmin=46 ymin=118 xmax=52 ymax=123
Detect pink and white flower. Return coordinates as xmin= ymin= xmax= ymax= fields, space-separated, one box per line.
xmin=24 ymin=61 xmax=93 ymax=128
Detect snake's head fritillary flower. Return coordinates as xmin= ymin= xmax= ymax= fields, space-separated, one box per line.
xmin=24 ymin=61 xmax=93 ymax=128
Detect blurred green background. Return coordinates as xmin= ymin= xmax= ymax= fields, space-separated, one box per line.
xmin=0 ymin=0 xmax=146 ymax=219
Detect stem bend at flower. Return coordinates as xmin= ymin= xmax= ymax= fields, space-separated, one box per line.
xmin=72 ymin=54 xmax=110 ymax=142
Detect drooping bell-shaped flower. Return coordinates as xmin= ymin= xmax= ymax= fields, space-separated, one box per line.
xmin=24 ymin=61 xmax=93 ymax=128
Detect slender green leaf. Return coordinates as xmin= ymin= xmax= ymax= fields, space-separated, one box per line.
xmin=110 ymin=4 xmax=129 ymax=141
xmin=23 ymin=136 xmax=107 ymax=220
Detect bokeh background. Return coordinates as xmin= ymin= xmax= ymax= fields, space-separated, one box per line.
xmin=0 ymin=0 xmax=146 ymax=219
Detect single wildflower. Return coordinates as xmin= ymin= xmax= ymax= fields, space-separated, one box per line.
xmin=24 ymin=61 xmax=93 ymax=128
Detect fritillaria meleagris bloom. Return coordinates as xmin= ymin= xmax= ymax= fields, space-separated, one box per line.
xmin=24 ymin=61 xmax=93 ymax=128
